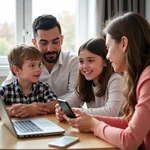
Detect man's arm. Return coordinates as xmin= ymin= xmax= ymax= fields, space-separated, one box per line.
xmin=59 ymin=56 xmax=79 ymax=99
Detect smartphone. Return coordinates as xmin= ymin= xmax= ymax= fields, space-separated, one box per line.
xmin=57 ymin=99 xmax=76 ymax=118
xmin=48 ymin=136 xmax=79 ymax=148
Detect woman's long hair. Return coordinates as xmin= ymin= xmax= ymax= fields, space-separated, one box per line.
xmin=103 ymin=12 xmax=150 ymax=120
xmin=75 ymin=38 xmax=113 ymax=103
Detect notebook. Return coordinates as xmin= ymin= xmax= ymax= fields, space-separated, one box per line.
xmin=0 ymin=98 xmax=65 ymax=138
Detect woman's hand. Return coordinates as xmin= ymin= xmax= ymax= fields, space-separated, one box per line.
xmin=63 ymin=109 xmax=99 ymax=132
xmin=55 ymin=103 xmax=65 ymax=122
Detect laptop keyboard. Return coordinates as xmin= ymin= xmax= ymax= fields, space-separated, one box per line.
xmin=13 ymin=120 xmax=43 ymax=133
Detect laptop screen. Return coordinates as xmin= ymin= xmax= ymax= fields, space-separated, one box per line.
xmin=0 ymin=97 xmax=18 ymax=137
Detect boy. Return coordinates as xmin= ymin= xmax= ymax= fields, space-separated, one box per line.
xmin=0 ymin=44 xmax=57 ymax=118
xmin=2 ymin=14 xmax=79 ymax=99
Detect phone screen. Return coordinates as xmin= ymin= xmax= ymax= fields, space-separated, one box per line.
xmin=58 ymin=99 xmax=76 ymax=118
xmin=48 ymin=136 xmax=79 ymax=148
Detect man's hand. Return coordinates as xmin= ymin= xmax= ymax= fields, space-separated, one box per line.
xmin=9 ymin=102 xmax=50 ymax=118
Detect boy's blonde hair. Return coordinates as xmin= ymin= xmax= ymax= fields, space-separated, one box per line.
xmin=7 ymin=44 xmax=42 ymax=76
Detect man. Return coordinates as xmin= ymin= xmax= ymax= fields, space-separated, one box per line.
xmin=2 ymin=14 xmax=79 ymax=99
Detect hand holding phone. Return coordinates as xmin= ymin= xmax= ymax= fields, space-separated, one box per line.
xmin=48 ymin=136 xmax=79 ymax=148
xmin=57 ymin=99 xmax=76 ymax=118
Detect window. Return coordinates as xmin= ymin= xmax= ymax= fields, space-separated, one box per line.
xmin=0 ymin=0 xmax=15 ymax=56
xmin=32 ymin=0 xmax=76 ymax=52
xmin=0 ymin=0 xmax=15 ymax=77
xmin=0 ymin=0 xmax=76 ymax=77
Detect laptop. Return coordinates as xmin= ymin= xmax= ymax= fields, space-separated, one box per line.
xmin=0 ymin=98 xmax=65 ymax=138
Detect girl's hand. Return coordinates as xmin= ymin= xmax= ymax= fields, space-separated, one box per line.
xmin=55 ymin=103 xmax=65 ymax=122
xmin=63 ymin=109 xmax=99 ymax=132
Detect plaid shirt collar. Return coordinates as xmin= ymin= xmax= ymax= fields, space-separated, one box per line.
xmin=14 ymin=79 xmax=38 ymax=94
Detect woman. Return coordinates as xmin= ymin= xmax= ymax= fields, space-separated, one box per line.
xmin=62 ymin=12 xmax=150 ymax=150
xmin=56 ymin=37 xmax=125 ymax=121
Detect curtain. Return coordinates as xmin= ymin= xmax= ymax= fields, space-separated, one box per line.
xmin=76 ymin=0 xmax=145 ymax=52
xmin=95 ymin=0 xmax=145 ymax=36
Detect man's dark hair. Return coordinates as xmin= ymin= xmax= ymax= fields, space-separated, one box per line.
xmin=32 ymin=14 xmax=62 ymax=38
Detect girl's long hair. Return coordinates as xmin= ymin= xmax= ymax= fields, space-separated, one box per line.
xmin=75 ymin=38 xmax=113 ymax=103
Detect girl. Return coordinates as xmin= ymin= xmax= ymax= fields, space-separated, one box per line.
xmin=56 ymin=38 xmax=125 ymax=121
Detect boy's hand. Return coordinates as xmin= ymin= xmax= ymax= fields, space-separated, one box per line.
xmin=9 ymin=102 xmax=50 ymax=118
xmin=9 ymin=103 xmax=29 ymax=118
xmin=28 ymin=102 xmax=50 ymax=116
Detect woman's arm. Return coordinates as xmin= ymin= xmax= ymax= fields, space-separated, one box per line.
xmin=94 ymin=76 xmax=150 ymax=150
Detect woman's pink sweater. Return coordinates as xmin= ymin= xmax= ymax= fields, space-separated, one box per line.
xmin=93 ymin=66 xmax=150 ymax=150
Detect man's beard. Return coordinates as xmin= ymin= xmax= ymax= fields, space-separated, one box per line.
xmin=42 ymin=51 xmax=61 ymax=63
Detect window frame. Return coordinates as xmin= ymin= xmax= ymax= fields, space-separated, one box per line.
xmin=1 ymin=0 xmax=150 ymax=77
xmin=0 ymin=0 xmax=78 ymax=77
xmin=0 ymin=0 xmax=32 ymax=77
